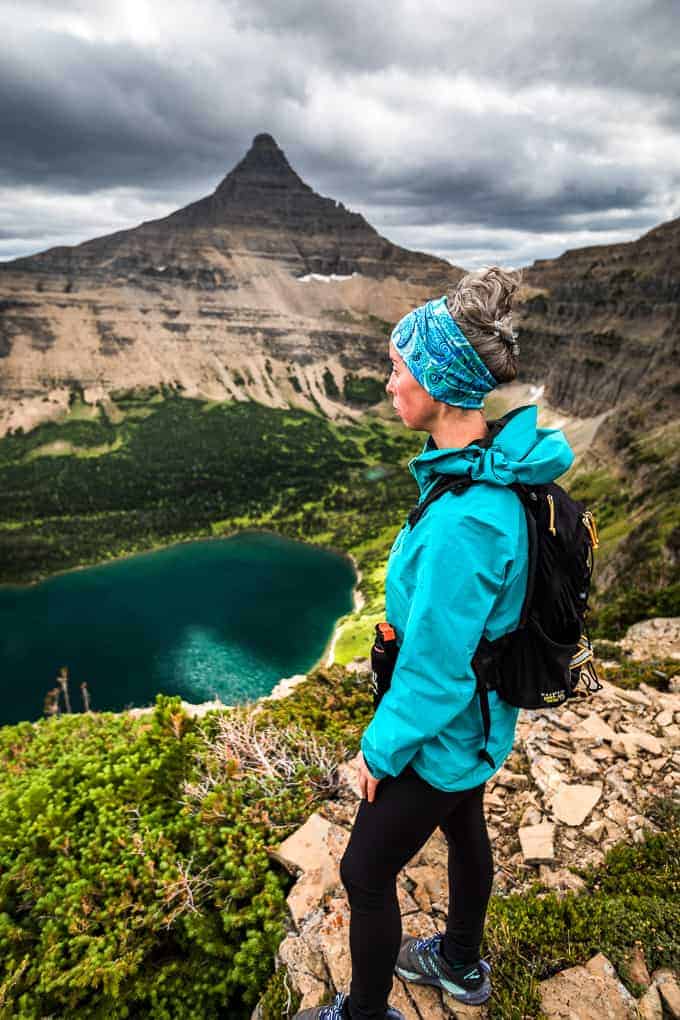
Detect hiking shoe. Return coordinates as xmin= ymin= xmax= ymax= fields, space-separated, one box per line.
xmin=395 ymin=933 xmax=491 ymax=1005
xmin=293 ymin=991 xmax=405 ymax=1019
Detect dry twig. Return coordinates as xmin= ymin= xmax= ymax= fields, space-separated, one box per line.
xmin=182 ymin=711 xmax=342 ymax=806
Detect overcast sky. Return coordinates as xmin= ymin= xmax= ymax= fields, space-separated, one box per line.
xmin=1 ymin=0 xmax=679 ymax=269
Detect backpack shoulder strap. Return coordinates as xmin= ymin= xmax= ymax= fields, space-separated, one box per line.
xmin=407 ymin=474 xmax=474 ymax=528
xmin=507 ymin=483 xmax=539 ymax=628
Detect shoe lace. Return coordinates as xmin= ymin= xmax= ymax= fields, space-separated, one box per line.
xmin=413 ymin=932 xmax=443 ymax=954
xmin=319 ymin=992 xmax=347 ymax=1020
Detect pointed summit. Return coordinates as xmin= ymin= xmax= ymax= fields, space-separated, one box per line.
xmin=211 ymin=133 xmax=313 ymax=209
xmin=223 ymin=134 xmax=305 ymax=184
xmin=168 ymin=133 xmax=349 ymax=231
xmin=5 ymin=132 xmax=457 ymax=285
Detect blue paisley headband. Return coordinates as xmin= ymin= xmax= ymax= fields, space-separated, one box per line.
xmin=391 ymin=295 xmax=498 ymax=409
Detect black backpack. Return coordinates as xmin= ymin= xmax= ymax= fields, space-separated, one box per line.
xmin=404 ymin=474 xmax=603 ymax=768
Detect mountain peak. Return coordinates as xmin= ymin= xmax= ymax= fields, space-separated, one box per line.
xmin=214 ymin=134 xmax=309 ymax=199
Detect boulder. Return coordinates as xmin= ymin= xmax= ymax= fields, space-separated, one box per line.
xmin=318 ymin=896 xmax=351 ymax=992
xmin=441 ymin=990 xmax=488 ymax=1016
xmin=551 ymin=783 xmax=602 ymax=826
xmin=619 ymin=616 xmax=680 ymax=660
xmin=386 ymin=979 xmax=424 ymax=1020
xmin=404 ymin=864 xmax=449 ymax=915
xmin=286 ymin=872 xmax=334 ymax=928
xmin=276 ymin=931 xmax=330 ymax=1010
xmin=336 ymin=753 xmax=363 ymax=799
xmin=401 ymin=911 xmax=439 ymax=942
xmin=619 ymin=946 xmax=651 ymax=989
xmin=273 ymin=813 xmax=339 ymax=875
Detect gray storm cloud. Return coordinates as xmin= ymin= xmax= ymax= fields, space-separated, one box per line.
xmin=0 ymin=0 xmax=678 ymax=267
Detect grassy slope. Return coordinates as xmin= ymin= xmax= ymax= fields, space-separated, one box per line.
xmin=564 ymin=411 xmax=680 ymax=636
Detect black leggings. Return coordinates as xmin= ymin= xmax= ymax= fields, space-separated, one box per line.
xmin=339 ymin=766 xmax=493 ymax=1020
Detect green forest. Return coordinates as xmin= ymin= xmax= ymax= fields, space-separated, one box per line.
xmin=0 ymin=394 xmax=415 ymax=588
xmin=1 ymin=390 xmax=678 ymax=638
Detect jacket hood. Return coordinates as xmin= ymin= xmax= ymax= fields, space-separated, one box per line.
xmin=409 ymin=404 xmax=575 ymax=495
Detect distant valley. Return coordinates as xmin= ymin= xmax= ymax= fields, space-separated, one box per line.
xmin=0 ymin=134 xmax=678 ymax=639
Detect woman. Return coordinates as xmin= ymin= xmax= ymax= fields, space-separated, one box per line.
xmin=295 ymin=267 xmax=575 ymax=1020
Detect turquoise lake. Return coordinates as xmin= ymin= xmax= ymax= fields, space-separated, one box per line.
xmin=0 ymin=532 xmax=356 ymax=727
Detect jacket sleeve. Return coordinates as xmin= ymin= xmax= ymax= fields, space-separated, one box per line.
xmin=360 ymin=509 xmax=514 ymax=780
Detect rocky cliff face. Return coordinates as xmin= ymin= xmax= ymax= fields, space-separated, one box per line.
xmin=0 ymin=134 xmax=459 ymax=435
xmin=517 ymin=217 xmax=680 ymax=419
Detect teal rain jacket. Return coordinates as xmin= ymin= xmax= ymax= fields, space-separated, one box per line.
xmin=361 ymin=404 xmax=575 ymax=792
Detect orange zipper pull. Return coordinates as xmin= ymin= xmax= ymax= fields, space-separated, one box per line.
xmin=546 ymin=493 xmax=557 ymax=535
xmin=582 ymin=510 xmax=599 ymax=549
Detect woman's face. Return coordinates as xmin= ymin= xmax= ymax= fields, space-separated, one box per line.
xmin=386 ymin=342 xmax=438 ymax=431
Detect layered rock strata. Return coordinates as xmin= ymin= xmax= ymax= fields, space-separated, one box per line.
xmin=0 ymin=134 xmax=459 ymax=435
xmin=517 ymin=216 xmax=680 ymax=421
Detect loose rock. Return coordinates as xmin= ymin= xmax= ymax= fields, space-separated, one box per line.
xmin=652 ymin=968 xmax=680 ymax=1019
xmin=539 ymin=953 xmax=637 ymax=1019
xmin=518 ymin=822 xmax=555 ymax=863
xmin=637 ymin=984 xmax=664 ymax=1020
xmin=551 ymin=783 xmax=602 ymax=826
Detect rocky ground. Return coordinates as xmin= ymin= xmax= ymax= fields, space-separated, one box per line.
xmin=258 ymin=626 xmax=680 ymax=1019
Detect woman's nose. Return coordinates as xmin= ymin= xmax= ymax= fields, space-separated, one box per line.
xmin=386 ymin=375 xmax=394 ymax=395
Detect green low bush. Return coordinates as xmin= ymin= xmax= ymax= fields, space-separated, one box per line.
xmin=256 ymin=664 xmax=374 ymax=752
xmin=0 ymin=696 xmax=335 ymax=1019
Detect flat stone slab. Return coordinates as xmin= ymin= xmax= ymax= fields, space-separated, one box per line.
xmin=273 ymin=812 xmax=344 ymax=875
xmin=272 ymin=813 xmax=349 ymax=927
xmin=572 ymin=751 xmax=599 ymax=777
xmin=573 ymin=713 xmax=617 ymax=743
xmin=540 ymin=953 xmax=637 ymax=1019
xmin=551 ymin=783 xmax=602 ymax=826
xmin=611 ymin=730 xmax=664 ymax=757
xmin=519 ymin=822 xmax=555 ymax=863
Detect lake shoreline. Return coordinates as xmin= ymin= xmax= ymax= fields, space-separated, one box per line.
xmin=0 ymin=526 xmax=364 ymax=727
